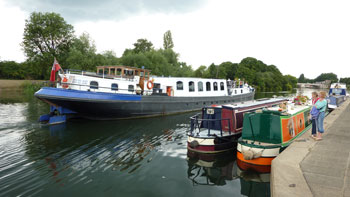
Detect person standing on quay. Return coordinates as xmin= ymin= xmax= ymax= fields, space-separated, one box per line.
xmin=315 ymin=91 xmax=327 ymax=140
xmin=310 ymin=92 xmax=319 ymax=138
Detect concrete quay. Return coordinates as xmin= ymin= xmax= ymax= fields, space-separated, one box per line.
xmin=271 ymin=99 xmax=350 ymax=197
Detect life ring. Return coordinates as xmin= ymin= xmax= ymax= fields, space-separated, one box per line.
xmin=62 ymin=77 xmax=69 ymax=89
xmin=147 ymin=80 xmax=154 ymax=89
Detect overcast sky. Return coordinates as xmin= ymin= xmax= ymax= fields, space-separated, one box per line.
xmin=0 ymin=0 xmax=349 ymax=79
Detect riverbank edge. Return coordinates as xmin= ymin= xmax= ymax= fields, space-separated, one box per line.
xmin=271 ymin=98 xmax=350 ymax=197
xmin=0 ymin=79 xmax=44 ymax=89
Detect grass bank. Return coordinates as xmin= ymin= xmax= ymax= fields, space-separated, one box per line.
xmin=0 ymin=80 xmax=45 ymax=89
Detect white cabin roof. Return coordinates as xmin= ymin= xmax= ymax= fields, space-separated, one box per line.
xmin=330 ymin=83 xmax=346 ymax=89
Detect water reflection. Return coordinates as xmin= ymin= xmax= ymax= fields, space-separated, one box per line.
xmin=237 ymin=167 xmax=271 ymax=197
xmin=0 ymin=100 xmax=196 ymax=196
xmin=186 ymin=150 xmax=271 ymax=197
xmin=187 ymin=150 xmax=237 ymax=186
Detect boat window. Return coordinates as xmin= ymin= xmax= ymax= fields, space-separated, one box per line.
xmin=110 ymin=68 xmax=115 ymax=75
xmin=111 ymin=83 xmax=118 ymax=91
xmin=220 ymin=82 xmax=224 ymax=90
xmin=128 ymin=85 xmax=134 ymax=92
xmin=198 ymin=82 xmax=203 ymax=92
xmin=189 ymin=81 xmax=195 ymax=92
xmin=104 ymin=69 xmax=108 ymax=75
xmin=140 ymin=71 xmax=144 ymax=77
xmin=241 ymin=89 xmax=243 ymax=93
xmin=206 ymin=82 xmax=211 ymax=91
xmin=235 ymin=90 xmax=237 ymax=94
xmin=213 ymin=82 xmax=218 ymax=91
xmin=90 ymin=81 xmax=98 ymax=89
xmin=116 ymin=68 xmax=122 ymax=76
xmin=177 ymin=81 xmax=183 ymax=90
xmin=124 ymin=70 xmax=133 ymax=76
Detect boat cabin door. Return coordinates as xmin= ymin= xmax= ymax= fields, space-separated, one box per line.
xmin=221 ymin=108 xmax=235 ymax=133
xmin=166 ymin=86 xmax=174 ymax=96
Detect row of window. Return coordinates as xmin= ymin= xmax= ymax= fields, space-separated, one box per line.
xmin=89 ymin=81 xmax=134 ymax=92
xmin=177 ymin=81 xmax=225 ymax=92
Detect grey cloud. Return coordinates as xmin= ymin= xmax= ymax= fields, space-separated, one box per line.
xmin=7 ymin=0 xmax=207 ymax=23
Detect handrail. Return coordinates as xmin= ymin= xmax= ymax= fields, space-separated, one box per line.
xmin=62 ymin=69 xmax=136 ymax=81
xmin=189 ymin=113 xmax=232 ymax=137
xmin=57 ymin=81 xmax=157 ymax=95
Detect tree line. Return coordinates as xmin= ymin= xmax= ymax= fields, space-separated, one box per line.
xmin=298 ymin=73 xmax=350 ymax=88
xmin=0 ymin=12 xmax=301 ymax=91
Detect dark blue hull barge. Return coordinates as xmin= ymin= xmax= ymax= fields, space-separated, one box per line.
xmin=35 ymin=87 xmax=255 ymax=123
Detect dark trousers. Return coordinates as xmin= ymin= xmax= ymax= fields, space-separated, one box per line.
xmin=311 ymin=118 xmax=317 ymax=135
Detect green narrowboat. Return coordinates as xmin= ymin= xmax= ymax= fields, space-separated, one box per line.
xmin=237 ymin=104 xmax=312 ymax=172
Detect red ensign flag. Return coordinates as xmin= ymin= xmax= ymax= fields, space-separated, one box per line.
xmin=50 ymin=59 xmax=62 ymax=82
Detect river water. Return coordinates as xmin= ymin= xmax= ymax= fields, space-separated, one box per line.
xmin=0 ymin=88 xmax=324 ymax=197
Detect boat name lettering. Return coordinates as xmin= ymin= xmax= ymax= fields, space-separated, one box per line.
xmin=72 ymin=79 xmax=88 ymax=85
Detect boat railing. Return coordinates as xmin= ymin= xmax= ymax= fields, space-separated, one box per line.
xmin=55 ymin=81 xmax=157 ymax=95
xmin=189 ymin=113 xmax=232 ymax=137
xmin=63 ymin=69 xmax=136 ymax=81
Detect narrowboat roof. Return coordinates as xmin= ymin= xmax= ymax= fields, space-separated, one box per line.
xmin=202 ymin=98 xmax=288 ymax=110
xmin=330 ymin=83 xmax=346 ymax=89
xmin=263 ymin=104 xmax=311 ymax=116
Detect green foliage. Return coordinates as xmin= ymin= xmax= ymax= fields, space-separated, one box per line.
xmin=340 ymin=78 xmax=350 ymax=89
xmin=314 ymin=73 xmax=338 ymax=83
xmin=163 ymin=30 xmax=174 ymax=49
xmin=120 ymin=39 xmax=192 ymax=77
xmin=21 ymin=81 xmax=43 ymax=96
xmin=22 ymin=12 xmax=75 ymax=79
xmin=298 ymin=74 xmax=305 ymax=83
xmin=22 ymin=12 xmax=74 ymax=60
xmin=0 ymin=61 xmax=27 ymax=79
xmin=133 ymin=39 xmax=154 ymax=53
xmin=194 ymin=66 xmax=207 ymax=78
xmin=65 ymin=33 xmax=101 ymax=71
xmin=297 ymin=73 xmax=315 ymax=83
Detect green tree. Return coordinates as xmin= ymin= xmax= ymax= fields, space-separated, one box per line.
xmin=22 ymin=12 xmax=75 ymax=79
xmin=163 ymin=30 xmax=174 ymax=49
xmin=0 ymin=61 xmax=27 ymax=79
xmin=340 ymin=78 xmax=350 ymax=89
xmin=22 ymin=12 xmax=74 ymax=60
xmin=298 ymin=74 xmax=305 ymax=83
xmin=194 ymin=66 xmax=207 ymax=78
xmin=65 ymin=33 xmax=97 ymax=71
xmin=133 ymin=39 xmax=154 ymax=53
xmin=219 ymin=61 xmax=238 ymax=80
xmin=314 ymin=73 xmax=338 ymax=83
xmin=205 ymin=63 xmax=218 ymax=78
xmin=101 ymin=50 xmax=120 ymax=65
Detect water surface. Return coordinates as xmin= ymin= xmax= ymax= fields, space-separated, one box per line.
xmin=0 ymin=88 xmax=321 ymax=196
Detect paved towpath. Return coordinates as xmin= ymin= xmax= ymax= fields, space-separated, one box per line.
xmin=271 ymin=99 xmax=350 ymax=197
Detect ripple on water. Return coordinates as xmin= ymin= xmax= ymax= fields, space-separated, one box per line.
xmin=0 ymin=105 xmax=205 ymax=196
xmin=0 ymin=103 xmax=28 ymax=130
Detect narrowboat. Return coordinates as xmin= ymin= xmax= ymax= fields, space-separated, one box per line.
xmin=35 ymin=63 xmax=255 ymax=123
xmin=327 ymin=83 xmax=347 ymax=110
xmin=237 ymin=103 xmax=312 ymax=171
xmin=187 ymin=98 xmax=288 ymax=154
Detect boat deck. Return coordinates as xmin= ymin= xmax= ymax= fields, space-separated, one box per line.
xmin=266 ymin=104 xmax=311 ymax=115
xmin=189 ymin=128 xmax=237 ymax=138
